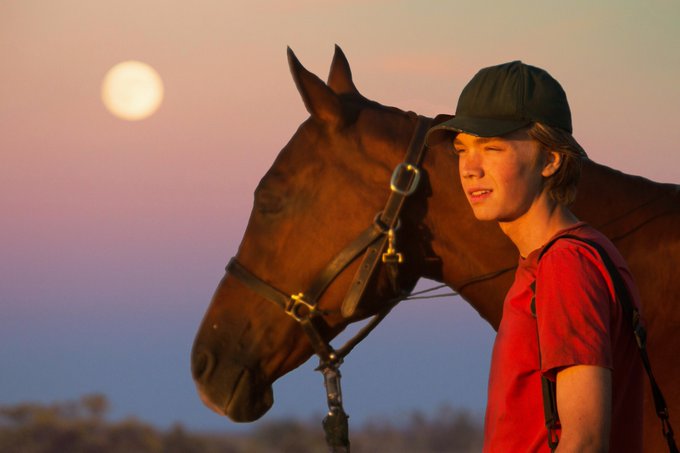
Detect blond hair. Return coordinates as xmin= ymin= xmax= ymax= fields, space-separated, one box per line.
xmin=528 ymin=122 xmax=588 ymax=206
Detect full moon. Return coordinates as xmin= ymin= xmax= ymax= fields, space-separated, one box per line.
xmin=101 ymin=61 xmax=164 ymax=121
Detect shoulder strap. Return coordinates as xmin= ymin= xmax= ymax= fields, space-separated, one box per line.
xmin=532 ymin=234 xmax=678 ymax=453
xmin=530 ymin=280 xmax=560 ymax=452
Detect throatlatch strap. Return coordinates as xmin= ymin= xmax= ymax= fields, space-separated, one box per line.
xmin=532 ymin=235 xmax=678 ymax=453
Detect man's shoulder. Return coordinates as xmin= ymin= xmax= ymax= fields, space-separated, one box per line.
xmin=540 ymin=223 xmax=621 ymax=265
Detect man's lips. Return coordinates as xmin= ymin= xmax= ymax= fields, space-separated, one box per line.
xmin=467 ymin=188 xmax=493 ymax=203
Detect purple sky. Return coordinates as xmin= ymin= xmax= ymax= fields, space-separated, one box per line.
xmin=1 ymin=0 xmax=679 ymax=431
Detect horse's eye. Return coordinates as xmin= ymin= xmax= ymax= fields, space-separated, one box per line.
xmin=255 ymin=191 xmax=284 ymax=215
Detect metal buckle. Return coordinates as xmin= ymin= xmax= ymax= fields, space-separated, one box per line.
xmin=632 ymin=309 xmax=647 ymax=349
xmin=286 ymin=293 xmax=317 ymax=322
xmin=390 ymin=163 xmax=420 ymax=196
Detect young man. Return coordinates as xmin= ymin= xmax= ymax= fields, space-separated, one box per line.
xmin=426 ymin=61 xmax=643 ymax=452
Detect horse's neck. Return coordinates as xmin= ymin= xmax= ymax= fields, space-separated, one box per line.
xmin=573 ymin=160 xmax=678 ymax=236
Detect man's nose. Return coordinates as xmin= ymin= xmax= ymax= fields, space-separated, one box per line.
xmin=460 ymin=152 xmax=483 ymax=178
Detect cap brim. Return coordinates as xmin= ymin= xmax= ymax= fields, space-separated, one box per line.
xmin=426 ymin=116 xmax=531 ymax=147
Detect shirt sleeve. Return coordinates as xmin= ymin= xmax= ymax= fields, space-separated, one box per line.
xmin=534 ymin=240 xmax=614 ymax=380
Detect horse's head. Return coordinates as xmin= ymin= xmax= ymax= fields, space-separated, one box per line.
xmin=191 ymin=46 xmax=440 ymax=422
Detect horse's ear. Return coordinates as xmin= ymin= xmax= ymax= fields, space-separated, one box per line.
xmin=426 ymin=113 xmax=455 ymax=148
xmin=287 ymin=47 xmax=342 ymax=126
xmin=327 ymin=45 xmax=360 ymax=95
xmin=433 ymin=113 xmax=453 ymax=125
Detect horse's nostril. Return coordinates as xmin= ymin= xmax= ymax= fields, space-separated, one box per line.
xmin=192 ymin=350 xmax=214 ymax=381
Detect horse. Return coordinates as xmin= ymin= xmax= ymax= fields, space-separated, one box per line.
xmin=191 ymin=46 xmax=680 ymax=451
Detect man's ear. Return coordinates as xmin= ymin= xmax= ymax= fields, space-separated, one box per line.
xmin=542 ymin=150 xmax=563 ymax=177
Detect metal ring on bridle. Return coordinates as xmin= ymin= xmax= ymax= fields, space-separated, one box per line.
xmin=285 ymin=292 xmax=318 ymax=322
xmin=373 ymin=212 xmax=401 ymax=234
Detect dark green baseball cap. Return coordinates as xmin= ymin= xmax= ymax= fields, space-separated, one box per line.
xmin=426 ymin=61 xmax=572 ymax=145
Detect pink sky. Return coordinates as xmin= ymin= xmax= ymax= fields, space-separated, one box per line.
xmin=1 ymin=0 xmax=678 ymax=429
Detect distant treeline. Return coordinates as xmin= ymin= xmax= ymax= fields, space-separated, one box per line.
xmin=0 ymin=394 xmax=482 ymax=452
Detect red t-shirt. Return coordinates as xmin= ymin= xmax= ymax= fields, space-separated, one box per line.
xmin=483 ymin=222 xmax=643 ymax=452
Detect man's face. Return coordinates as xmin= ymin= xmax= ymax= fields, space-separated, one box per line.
xmin=453 ymin=130 xmax=547 ymax=224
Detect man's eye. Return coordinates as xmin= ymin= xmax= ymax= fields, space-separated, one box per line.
xmin=453 ymin=148 xmax=465 ymax=155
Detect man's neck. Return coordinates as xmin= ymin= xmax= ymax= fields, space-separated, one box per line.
xmin=499 ymin=198 xmax=580 ymax=258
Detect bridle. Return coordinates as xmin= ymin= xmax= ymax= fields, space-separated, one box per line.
xmin=226 ymin=115 xmax=432 ymax=451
